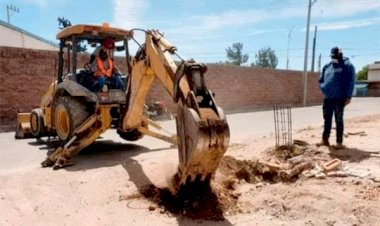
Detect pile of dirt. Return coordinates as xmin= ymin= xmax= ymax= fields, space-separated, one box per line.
xmin=120 ymin=143 xmax=317 ymax=220
xmin=121 ymin=138 xmax=377 ymax=220
xmin=217 ymin=141 xmax=340 ymax=187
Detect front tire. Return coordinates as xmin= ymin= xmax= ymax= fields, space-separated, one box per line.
xmin=54 ymin=96 xmax=88 ymax=142
xmin=30 ymin=108 xmax=46 ymax=137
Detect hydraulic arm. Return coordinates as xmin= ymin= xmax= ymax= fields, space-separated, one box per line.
xmin=123 ymin=30 xmax=230 ymax=190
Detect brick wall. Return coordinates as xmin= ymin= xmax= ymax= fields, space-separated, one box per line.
xmin=147 ymin=64 xmax=322 ymax=112
xmin=0 ymin=46 xmax=322 ymax=131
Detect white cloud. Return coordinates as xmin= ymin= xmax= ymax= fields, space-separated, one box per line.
xmin=316 ymin=17 xmax=380 ymax=31
xmin=112 ymin=0 xmax=148 ymax=29
xmin=163 ymin=9 xmax=268 ymax=39
xmin=246 ymin=29 xmax=286 ymax=36
xmin=21 ymin=0 xmax=47 ymax=7
xmin=311 ymin=0 xmax=380 ymax=18
xmin=273 ymin=0 xmax=380 ymax=19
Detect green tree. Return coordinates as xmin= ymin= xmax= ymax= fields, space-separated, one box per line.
xmin=225 ymin=42 xmax=249 ymax=66
xmin=251 ymin=47 xmax=278 ymax=68
xmin=356 ymin=65 xmax=369 ymax=80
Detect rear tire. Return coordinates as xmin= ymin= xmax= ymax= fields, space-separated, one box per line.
xmin=54 ymin=96 xmax=89 ymax=142
xmin=30 ymin=108 xmax=46 ymax=137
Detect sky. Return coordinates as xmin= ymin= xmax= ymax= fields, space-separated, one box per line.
xmin=1 ymin=0 xmax=379 ymax=71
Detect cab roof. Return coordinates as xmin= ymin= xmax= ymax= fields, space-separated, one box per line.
xmin=56 ymin=23 xmax=133 ymax=41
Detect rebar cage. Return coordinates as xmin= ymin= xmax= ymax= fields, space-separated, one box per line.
xmin=273 ymin=104 xmax=293 ymax=149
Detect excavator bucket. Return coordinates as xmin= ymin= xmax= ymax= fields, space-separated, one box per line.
xmin=15 ymin=113 xmax=32 ymax=139
xmin=170 ymin=62 xmax=230 ymax=193
xmin=172 ymin=105 xmax=229 ymax=193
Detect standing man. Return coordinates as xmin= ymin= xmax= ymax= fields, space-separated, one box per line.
xmin=317 ymin=47 xmax=355 ymax=149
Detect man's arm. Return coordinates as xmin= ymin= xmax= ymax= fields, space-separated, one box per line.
xmin=346 ymin=63 xmax=356 ymax=99
xmin=90 ymin=46 xmax=101 ymax=63
xmin=319 ymin=65 xmax=326 ymax=84
xmin=344 ymin=62 xmax=355 ymax=106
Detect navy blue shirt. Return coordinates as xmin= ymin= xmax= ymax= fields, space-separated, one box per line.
xmin=319 ymin=58 xmax=355 ymax=99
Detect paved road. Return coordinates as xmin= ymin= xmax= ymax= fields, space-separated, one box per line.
xmin=227 ymin=97 xmax=380 ymax=141
xmin=0 ymin=97 xmax=379 ymax=171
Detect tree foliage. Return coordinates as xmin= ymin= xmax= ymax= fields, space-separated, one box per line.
xmin=225 ymin=42 xmax=249 ymax=66
xmin=251 ymin=47 xmax=278 ymax=68
xmin=57 ymin=17 xmax=87 ymax=52
xmin=356 ymin=65 xmax=369 ymax=80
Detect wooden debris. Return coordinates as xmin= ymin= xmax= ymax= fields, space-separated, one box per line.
xmin=280 ymin=161 xmax=313 ymax=180
xmin=293 ymin=139 xmax=309 ymax=146
xmin=347 ymin=131 xmax=366 ymax=135
xmin=327 ymin=171 xmax=348 ymax=177
xmin=260 ymin=161 xmax=285 ymax=170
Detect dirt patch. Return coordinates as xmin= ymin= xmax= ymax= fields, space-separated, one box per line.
xmin=120 ymin=142 xmax=328 ymax=221
xmin=125 ymin=113 xmax=380 ymax=222
xmin=121 ymin=181 xmax=238 ymax=221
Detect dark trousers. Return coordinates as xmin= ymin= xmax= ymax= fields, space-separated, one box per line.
xmin=93 ymin=75 xmax=124 ymax=92
xmin=322 ymin=98 xmax=345 ymax=143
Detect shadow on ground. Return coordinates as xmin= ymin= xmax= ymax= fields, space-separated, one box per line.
xmin=28 ymin=137 xmax=172 ymax=171
xmin=27 ymin=136 xmax=232 ymax=224
xmin=329 ymin=147 xmax=376 ymax=162
xmin=122 ymin=159 xmax=233 ymax=225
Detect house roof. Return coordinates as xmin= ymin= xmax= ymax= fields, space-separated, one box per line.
xmin=369 ymin=62 xmax=380 ymax=70
xmin=0 ymin=19 xmax=58 ymax=48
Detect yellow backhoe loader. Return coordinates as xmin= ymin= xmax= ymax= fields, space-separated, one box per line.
xmin=15 ymin=23 xmax=229 ymax=192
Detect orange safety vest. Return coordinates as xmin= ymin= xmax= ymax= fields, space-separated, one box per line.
xmin=94 ymin=57 xmax=113 ymax=78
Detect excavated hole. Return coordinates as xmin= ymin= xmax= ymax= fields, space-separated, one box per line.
xmin=123 ymin=143 xmax=319 ymax=219
xmin=124 ymin=179 xmax=238 ymax=221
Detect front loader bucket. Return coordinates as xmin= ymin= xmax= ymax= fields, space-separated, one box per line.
xmin=15 ymin=113 xmax=33 ymax=139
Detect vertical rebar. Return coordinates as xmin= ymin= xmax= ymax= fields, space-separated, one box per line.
xmin=273 ymin=103 xmax=293 ymax=149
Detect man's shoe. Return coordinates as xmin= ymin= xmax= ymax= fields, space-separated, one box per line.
xmin=334 ymin=143 xmax=345 ymax=149
xmin=316 ymin=139 xmax=330 ymax=147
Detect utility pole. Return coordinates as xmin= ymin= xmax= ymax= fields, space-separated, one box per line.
xmin=311 ymin=26 xmax=317 ymax=72
xmin=6 ymin=5 xmax=19 ymax=24
xmin=302 ymin=0 xmax=317 ymax=107
xmin=286 ymin=26 xmax=295 ymax=70
xmin=318 ymin=53 xmax=321 ymax=72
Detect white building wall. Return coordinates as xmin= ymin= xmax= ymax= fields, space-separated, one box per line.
xmin=0 ymin=25 xmax=58 ymax=51
xmin=368 ymin=63 xmax=380 ymax=81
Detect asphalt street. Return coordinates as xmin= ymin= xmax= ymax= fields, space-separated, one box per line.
xmin=0 ymin=97 xmax=379 ymax=171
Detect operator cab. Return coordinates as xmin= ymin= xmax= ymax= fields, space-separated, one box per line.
xmin=55 ymin=23 xmax=133 ymax=104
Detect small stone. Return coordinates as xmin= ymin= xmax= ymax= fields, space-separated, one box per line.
xmin=302 ymin=170 xmax=315 ymax=178
xmin=255 ymin=182 xmax=264 ymax=188
xmin=315 ymin=172 xmax=327 ymax=179
xmin=372 ymin=177 xmax=380 ymax=183
xmin=159 ymin=209 xmax=165 ymax=214
xmin=148 ymin=205 xmax=156 ymax=211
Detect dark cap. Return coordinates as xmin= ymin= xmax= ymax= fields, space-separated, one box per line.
xmin=330 ymin=46 xmax=342 ymax=58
